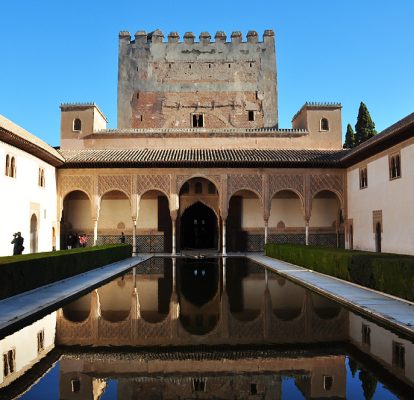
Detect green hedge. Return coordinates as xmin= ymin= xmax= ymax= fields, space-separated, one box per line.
xmin=0 ymin=244 xmax=132 ymax=299
xmin=265 ymin=243 xmax=414 ymax=302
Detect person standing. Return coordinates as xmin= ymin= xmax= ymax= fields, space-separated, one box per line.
xmin=11 ymin=232 xmax=24 ymax=255
xmin=120 ymin=232 xmax=125 ymax=244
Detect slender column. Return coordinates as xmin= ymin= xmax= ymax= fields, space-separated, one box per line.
xmin=172 ymin=218 xmax=176 ymax=255
xmin=222 ymin=218 xmax=227 ymax=256
xmin=222 ymin=257 xmax=227 ymax=291
xmin=265 ymin=268 xmax=268 ymax=287
xmin=305 ymin=218 xmax=310 ymax=246
xmin=264 ymin=219 xmax=269 ymax=245
xmin=132 ymin=220 xmax=137 ymax=254
xmin=93 ymin=218 xmax=98 ymax=246
xmin=172 ymin=257 xmax=176 ymax=293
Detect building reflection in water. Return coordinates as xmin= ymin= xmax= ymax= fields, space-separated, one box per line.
xmin=0 ymin=257 xmax=413 ymax=399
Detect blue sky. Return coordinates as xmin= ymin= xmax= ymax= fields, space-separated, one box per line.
xmin=0 ymin=1 xmax=413 ymax=146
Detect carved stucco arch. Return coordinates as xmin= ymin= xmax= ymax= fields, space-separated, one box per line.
xmin=60 ymin=175 xmax=93 ymax=203
xmin=227 ymin=174 xmax=263 ymax=212
xmin=309 ymin=174 xmax=344 ymax=209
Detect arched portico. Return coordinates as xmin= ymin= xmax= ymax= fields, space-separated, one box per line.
xmin=137 ymin=189 xmax=171 ymax=253
xmin=61 ymin=190 xmax=92 ymax=249
xmin=178 ymin=177 xmax=220 ymax=252
xmin=98 ymin=190 xmax=132 ymax=245
xmin=267 ymin=189 xmax=306 ymax=245
xmin=309 ymin=190 xmax=343 ymax=247
xmin=227 ymin=189 xmax=263 ymax=252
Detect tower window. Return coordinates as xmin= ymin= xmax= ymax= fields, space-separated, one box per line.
xmin=73 ymin=118 xmax=82 ymax=132
xmin=192 ymin=114 xmax=204 ymax=128
xmin=320 ymin=118 xmax=329 ymax=131
xmin=323 ymin=376 xmax=333 ymax=391
xmin=248 ymin=110 xmax=255 ymax=121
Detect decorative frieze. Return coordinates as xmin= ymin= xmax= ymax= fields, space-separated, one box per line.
xmin=98 ymin=175 xmax=132 ymax=198
xmin=60 ymin=175 xmax=93 ymax=199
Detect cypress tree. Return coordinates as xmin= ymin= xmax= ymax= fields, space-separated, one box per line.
xmin=343 ymin=123 xmax=356 ymax=149
xmin=355 ymin=102 xmax=377 ymax=145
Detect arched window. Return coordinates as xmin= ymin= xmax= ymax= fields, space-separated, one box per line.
xmin=320 ymin=118 xmax=329 ymax=131
xmin=208 ymin=182 xmax=216 ymax=194
xmin=181 ymin=182 xmax=190 ymax=194
xmin=389 ymin=153 xmax=401 ymax=179
xmin=38 ymin=168 xmax=45 ymax=187
xmin=73 ymin=118 xmax=82 ymax=132
xmin=5 ymin=154 xmax=10 ymax=176
xmin=10 ymin=157 xmax=16 ymax=178
xmin=195 ymin=181 xmax=203 ymax=194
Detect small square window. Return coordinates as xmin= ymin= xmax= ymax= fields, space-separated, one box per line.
xmin=248 ymin=110 xmax=255 ymax=122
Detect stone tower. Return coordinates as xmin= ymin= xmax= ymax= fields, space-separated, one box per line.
xmin=117 ymin=29 xmax=278 ymax=130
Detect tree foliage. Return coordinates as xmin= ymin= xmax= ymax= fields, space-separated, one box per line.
xmin=355 ymin=102 xmax=377 ymax=145
xmin=343 ymin=123 xmax=356 ymax=149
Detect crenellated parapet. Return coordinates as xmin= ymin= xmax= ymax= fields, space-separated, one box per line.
xmin=118 ymin=29 xmax=274 ymax=45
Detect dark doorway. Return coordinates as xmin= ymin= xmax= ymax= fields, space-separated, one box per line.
xmin=375 ymin=222 xmax=381 ymax=253
xmin=180 ymin=202 xmax=217 ymax=249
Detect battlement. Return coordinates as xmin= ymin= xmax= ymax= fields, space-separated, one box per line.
xmin=292 ymin=102 xmax=342 ymax=122
xmin=119 ymin=29 xmax=275 ymax=45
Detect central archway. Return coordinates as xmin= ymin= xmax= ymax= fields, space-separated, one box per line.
xmin=180 ymin=202 xmax=218 ymax=250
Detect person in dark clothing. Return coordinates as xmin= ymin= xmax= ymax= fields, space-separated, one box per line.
xmin=120 ymin=232 xmax=125 ymax=244
xmin=11 ymin=232 xmax=24 ymax=255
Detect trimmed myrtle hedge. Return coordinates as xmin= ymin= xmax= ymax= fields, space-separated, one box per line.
xmin=265 ymin=243 xmax=414 ymax=302
xmin=0 ymin=244 xmax=132 ymax=299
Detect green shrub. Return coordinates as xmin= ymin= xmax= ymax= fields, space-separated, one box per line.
xmin=0 ymin=244 xmax=132 ymax=299
xmin=265 ymin=244 xmax=414 ymax=302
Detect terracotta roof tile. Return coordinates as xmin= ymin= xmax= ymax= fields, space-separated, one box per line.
xmin=58 ymin=148 xmax=347 ymax=168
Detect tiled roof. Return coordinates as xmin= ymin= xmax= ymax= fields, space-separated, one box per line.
xmin=59 ymin=148 xmax=347 ymax=168
xmin=0 ymin=114 xmax=64 ymax=166
xmin=341 ymin=112 xmax=414 ymax=165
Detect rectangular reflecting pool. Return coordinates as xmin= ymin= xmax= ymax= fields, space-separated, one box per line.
xmin=1 ymin=257 xmax=413 ymax=399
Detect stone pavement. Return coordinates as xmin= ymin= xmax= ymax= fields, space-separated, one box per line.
xmin=248 ymin=253 xmax=414 ymax=336
xmin=0 ymin=255 xmax=151 ymax=338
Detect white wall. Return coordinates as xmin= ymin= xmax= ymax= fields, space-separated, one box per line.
xmin=0 ymin=312 xmax=56 ymax=387
xmin=0 ymin=142 xmax=59 ymax=256
xmin=349 ymin=313 xmax=414 ymax=385
xmin=347 ymin=143 xmax=414 ymax=254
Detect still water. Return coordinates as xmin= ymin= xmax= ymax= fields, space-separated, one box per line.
xmin=0 ymin=257 xmax=413 ymax=399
